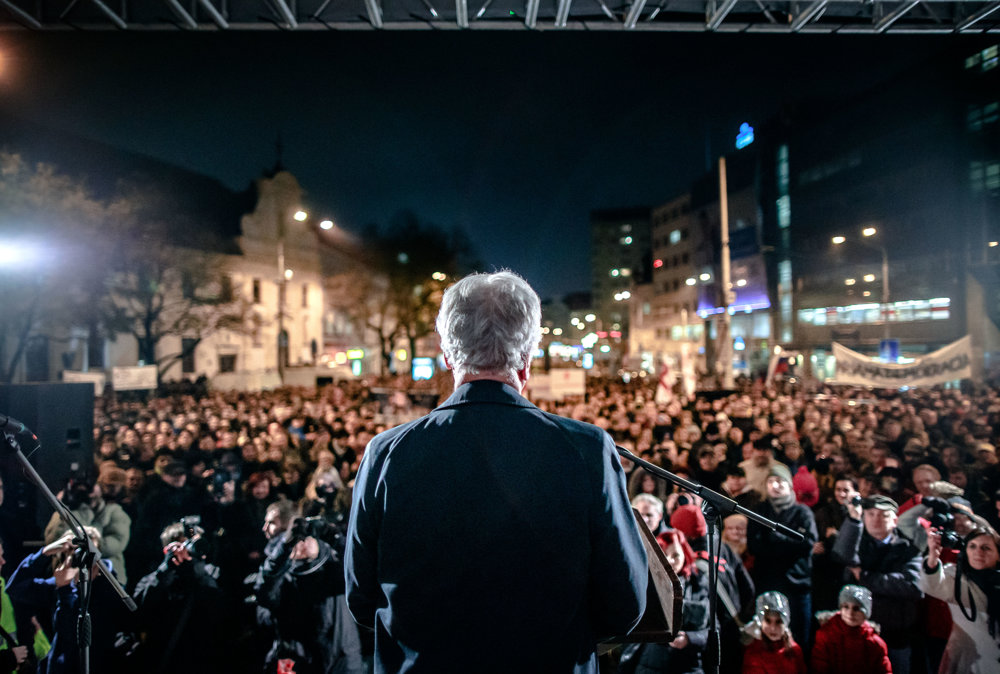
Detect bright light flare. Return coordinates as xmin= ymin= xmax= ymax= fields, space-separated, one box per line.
xmin=284 ymin=268 xmax=294 ymax=280
xmin=686 ymin=277 xmax=697 ymax=286
xmin=0 ymin=240 xmax=46 ymax=268
xmin=699 ymin=273 xmax=711 ymax=282
xmin=863 ymin=274 xmax=876 ymax=282
xmin=990 ymin=241 xmax=998 ymax=248
xmin=832 ymin=236 xmax=846 ymax=245
xmin=845 ymin=278 xmax=857 ymax=286
xmin=293 ymin=210 xmax=308 ymax=222
xmin=319 ymin=219 xmax=334 ymax=230
xmin=862 ymin=227 xmax=877 ymax=237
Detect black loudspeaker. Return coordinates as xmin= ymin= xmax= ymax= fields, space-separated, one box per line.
xmin=0 ymin=383 xmax=94 ymax=544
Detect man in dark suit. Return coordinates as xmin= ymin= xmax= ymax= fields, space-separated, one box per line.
xmin=345 ymin=271 xmax=648 ymax=674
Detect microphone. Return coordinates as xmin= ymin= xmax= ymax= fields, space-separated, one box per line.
xmin=0 ymin=413 xmax=33 ymax=436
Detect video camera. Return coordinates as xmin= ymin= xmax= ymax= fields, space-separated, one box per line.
xmin=923 ymin=496 xmax=964 ymax=551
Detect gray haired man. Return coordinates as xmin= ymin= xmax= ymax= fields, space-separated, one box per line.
xmin=345 ymin=271 xmax=648 ymax=673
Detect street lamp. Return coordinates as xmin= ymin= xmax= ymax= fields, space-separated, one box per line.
xmin=833 ymin=227 xmax=890 ymax=340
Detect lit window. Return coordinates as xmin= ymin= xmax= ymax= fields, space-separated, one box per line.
xmin=983 ymin=45 xmax=998 ymax=72
xmin=987 ymin=162 xmax=1000 ymax=193
xmin=669 ymin=229 xmax=681 ymax=245
xmin=972 ymin=161 xmax=985 ymax=192
xmin=967 ymin=53 xmax=982 ymax=69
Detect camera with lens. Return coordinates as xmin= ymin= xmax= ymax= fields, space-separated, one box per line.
xmin=63 ymin=475 xmax=95 ymax=510
xmin=288 ymin=516 xmax=333 ymax=544
xmin=850 ymin=495 xmax=863 ymax=508
xmin=923 ymin=496 xmax=964 ymax=551
xmin=287 ymin=516 xmax=346 ymax=560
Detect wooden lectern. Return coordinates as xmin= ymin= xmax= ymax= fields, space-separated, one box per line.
xmin=604 ymin=509 xmax=683 ymax=645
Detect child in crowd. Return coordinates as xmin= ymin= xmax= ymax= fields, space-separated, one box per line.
xmin=741 ymin=591 xmax=807 ymax=674
xmin=811 ymin=585 xmax=892 ymax=673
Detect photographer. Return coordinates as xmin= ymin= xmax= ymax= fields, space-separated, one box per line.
xmin=254 ymin=516 xmax=361 ymax=674
xmin=7 ymin=528 xmax=127 ymax=674
xmin=832 ymin=494 xmax=923 ymax=674
xmin=920 ymin=520 xmax=1000 ymax=673
xmin=43 ymin=470 xmax=131 ymax=587
xmin=130 ymin=519 xmax=227 ymax=674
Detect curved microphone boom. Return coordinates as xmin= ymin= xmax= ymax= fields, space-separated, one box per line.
xmin=0 ymin=413 xmax=34 ymax=437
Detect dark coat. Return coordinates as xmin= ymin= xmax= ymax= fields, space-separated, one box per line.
xmin=831 ymin=517 xmax=923 ymax=648
xmin=345 ymin=380 xmax=648 ymax=674
xmin=255 ymin=537 xmax=343 ymax=674
xmin=132 ymin=557 xmax=227 ymax=674
xmin=620 ymin=571 xmax=712 ymax=674
xmin=7 ymin=551 xmax=127 ymax=674
xmin=747 ymin=500 xmax=818 ymax=596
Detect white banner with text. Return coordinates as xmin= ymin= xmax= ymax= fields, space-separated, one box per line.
xmin=832 ymin=336 xmax=972 ymax=388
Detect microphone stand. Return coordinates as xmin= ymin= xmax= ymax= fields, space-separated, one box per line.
xmin=616 ymin=445 xmax=803 ymax=674
xmin=2 ymin=428 xmax=137 ymax=674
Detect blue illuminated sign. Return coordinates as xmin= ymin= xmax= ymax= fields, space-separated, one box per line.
xmin=736 ymin=122 xmax=755 ymax=149
xmin=582 ymin=353 xmax=594 ymax=370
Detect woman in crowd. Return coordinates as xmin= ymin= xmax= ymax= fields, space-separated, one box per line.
xmin=619 ymin=529 xmax=711 ymax=674
xmin=920 ymin=519 xmax=1000 ymax=673
xmin=740 ymin=591 xmax=807 ymax=674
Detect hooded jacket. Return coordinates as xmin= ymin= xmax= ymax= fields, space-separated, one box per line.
xmin=810 ymin=611 xmax=891 ymax=674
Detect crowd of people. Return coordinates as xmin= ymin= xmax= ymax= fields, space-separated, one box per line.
xmin=1 ymin=372 xmax=999 ymax=673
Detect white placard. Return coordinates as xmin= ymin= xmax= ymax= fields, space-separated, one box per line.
xmin=62 ymin=371 xmax=106 ymax=396
xmin=832 ymin=336 xmax=972 ymax=388
xmin=112 ymin=365 xmax=158 ymax=391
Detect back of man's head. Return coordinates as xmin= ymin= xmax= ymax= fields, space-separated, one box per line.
xmin=436 ymin=271 xmax=541 ymax=382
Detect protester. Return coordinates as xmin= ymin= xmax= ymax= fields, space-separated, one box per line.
xmin=740 ymin=591 xmax=807 ymax=674
xmin=920 ymin=520 xmax=1000 ymax=673
xmin=811 ymin=584 xmax=892 ymax=674
xmin=619 ymin=529 xmax=712 ymax=674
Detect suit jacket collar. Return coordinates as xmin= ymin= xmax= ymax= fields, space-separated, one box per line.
xmin=436 ymin=379 xmax=536 ymax=411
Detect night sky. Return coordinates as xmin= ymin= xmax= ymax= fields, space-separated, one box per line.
xmin=0 ymin=30 xmax=970 ymax=299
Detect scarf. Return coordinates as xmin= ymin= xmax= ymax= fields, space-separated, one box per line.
xmin=769 ymin=490 xmax=797 ymax=514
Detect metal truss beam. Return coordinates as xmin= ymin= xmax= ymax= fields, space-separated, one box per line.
xmin=89 ymin=0 xmax=126 ymax=28
xmin=364 ymin=0 xmax=383 ymax=27
xmin=164 ymin=0 xmax=196 ymax=28
xmin=270 ymin=0 xmax=297 ymax=27
xmin=0 ymin=0 xmax=996 ymax=33
xmin=706 ymin=0 xmax=739 ymax=30
xmin=197 ymin=0 xmax=229 ymax=28
xmin=0 ymin=0 xmax=42 ymax=27
xmin=875 ymin=0 xmax=921 ymax=32
xmin=957 ymin=0 xmax=1000 ymax=30
xmin=790 ymin=0 xmax=828 ymax=31
xmin=624 ymin=0 xmax=647 ymax=27
xmin=554 ymin=0 xmax=573 ymax=26
xmin=525 ymin=0 xmax=539 ymax=27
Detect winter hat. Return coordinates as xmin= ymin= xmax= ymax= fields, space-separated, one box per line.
xmin=838 ymin=585 xmax=873 ymax=618
xmin=670 ymin=504 xmax=708 ymax=540
xmin=768 ymin=462 xmax=793 ymax=486
xmin=792 ymin=465 xmax=819 ymax=507
xmin=755 ymin=591 xmax=791 ymax=626
xmin=98 ymin=465 xmax=127 ymax=487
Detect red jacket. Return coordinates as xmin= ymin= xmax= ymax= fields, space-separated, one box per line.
xmin=741 ymin=637 xmax=806 ymax=674
xmin=811 ymin=613 xmax=892 ymax=674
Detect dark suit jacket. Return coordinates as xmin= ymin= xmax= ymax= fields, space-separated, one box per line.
xmin=345 ymin=379 xmax=648 ymax=673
